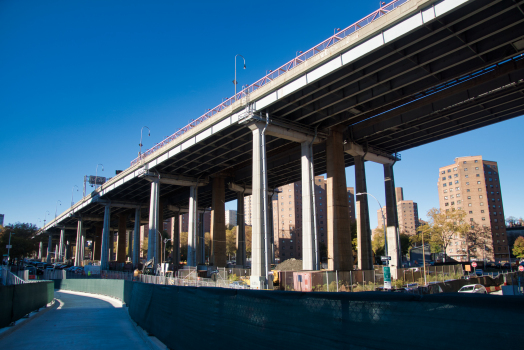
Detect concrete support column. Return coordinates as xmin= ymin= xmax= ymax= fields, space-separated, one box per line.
xmin=248 ymin=123 xmax=269 ymax=289
xmin=187 ymin=186 xmax=198 ymax=266
xmin=211 ymin=176 xmax=226 ymax=267
xmin=58 ymin=229 xmax=65 ymax=263
xmin=75 ymin=219 xmax=83 ymax=266
xmin=197 ymin=212 xmax=205 ymax=265
xmin=38 ymin=242 xmax=43 ymax=261
xmin=94 ymin=225 xmax=102 ymax=261
xmin=127 ymin=230 xmax=132 ymax=262
xmin=384 ymin=163 xmax=400 ymax=276
xmin=236 ymin=192 xmax=246 ymax=267
xmin=54 ymin=245 xmax=58 ymax=263
xmin=109 ymin=230 xmax=114 ymax=262
xmin=101 ymin=204 xmax=111 ymax=270
xmin=147 ymin=179 xmax=160 ymax=264
xmin=268 ymin=193 xmax=275 ymax=265
xmin=66 ymin=241 xmax=71 ymax=260
xmin=133 ymin=208 xmax=141 ymax=268
xmin=355 ymin=155 xmax=373 ymax=270
xmin=47 ymin=234 xmax=52 ymax=263
xmin=80 ymin=229 xmax=86 ymax=262
xmin=326 ymin=128 xmax=353 ymax=271
xmin=171 ymin=214 xmax=180 ymax=266
xmin=117 ymin=214 xmax=127 ymax=263
xmin=301 ymin=141 xmax=318 ymax=270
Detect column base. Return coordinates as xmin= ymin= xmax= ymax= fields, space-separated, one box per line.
xmin=250 ymin=276 xmax=267 ymax=290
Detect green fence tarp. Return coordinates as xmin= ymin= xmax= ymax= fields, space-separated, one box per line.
xmin=54 ymin=279 xmax=125 ymax=302
xmin=0 ymin=281 xmax=54 ymax=328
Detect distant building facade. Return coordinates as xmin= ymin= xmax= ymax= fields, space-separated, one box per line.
xmin=225 ymin=210 xmax=237 ymax=228
xmin=376 ymin=187 xmax=420 ymax=236
xmin=437 ymin=156 xmax=506 ymax=262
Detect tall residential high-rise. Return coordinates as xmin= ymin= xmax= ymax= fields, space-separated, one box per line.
xmin=270 ymin=175 xmax=355 ymax=263
xmin=376 ymin=187 xmax=420 ymax=236
xmin=437 ymin=156 xmax=506 ymax=262
xmin=225 ymin=210 xmax=237 ymax=228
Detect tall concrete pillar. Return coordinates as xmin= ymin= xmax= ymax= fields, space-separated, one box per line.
xmin=127 ymin=230 xmax=132 ymax=262
xmin=65 ymin=241 xmax=71 ymax=260
xmin=248 ymin=123 xmax=269 ymax=289
xmin=117 ymin=214 xmax=127 ymax=263
xmin=355 ymin=155 xmax=373 ymax=270
xmin=187 ymin=185 xmax=198 ymax=266
xmin=47 ymin=233 xmax=52 ymax=263
xmin=171 ymin=214 xmax=180 ymax=266
xmin=58 ymin=229 xmax=65 ymax=262
xmin=54 ymin=245 xmax=58 ymax=263
xmin=133 ymin=208 xmax=140 ymax=268
xmin=80 ymin=229 xmax=86 ymax=262
xmin=384 ymin=163 xmax=400 ymax=274
xmin=197 ymin=212 xmax=205 ymax=265
xmin=236 ymin=192 xmax=246 ymax=267
xmin=301 ymin=141 xmax=318 ymax=270
xmin=210 ymin=176 xmax=226 ymax=267
xmin=75 ymin=219 xmax=83 ymax=266
xmin=268 ymin=193 xmax=275 ymax=265
xmin=148 ymin=179 xmax=160 ymax=264
xmin=94 ymin=225 xmax=102 ymax=261
xmin=109 ymin=230 xmax=114 ymax=261
xmin=326 ymin=127 xmax=353 ymax=271
xmin=101 ymin=204 xmax=111 ymax=270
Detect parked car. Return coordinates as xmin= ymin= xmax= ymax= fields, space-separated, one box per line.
xmin=502 ymin=262 xmax=511 ymax=269
xmin=458 ymin=284 xmax=488 ymax=294
xmin=229 ymin=281 xmax=248 ymax=289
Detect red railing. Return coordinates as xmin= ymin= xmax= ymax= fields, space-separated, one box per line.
xmin=130 ymin=0 xmax=409 ymax=166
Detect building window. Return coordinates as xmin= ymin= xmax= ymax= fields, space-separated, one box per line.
xmin=444 ymin=196 xmax=449 ymax=200
xmin=467 ymin=189 xmax=470 ymax=192
xmin=464 ymin=168 xmax=468 ymax=171
xmin=468 ymin=203 xmax=472 ymax=207
xmin=441 ymin=171 xmax=445 ymax=174
xmin=454 ymin=174 xmax=458 ymax=178
xmin=478 ymin=188 xmax=482 ymax=191
xmin=482 ymin=217 xmax=486 ymax=221
xmin=455 ymin=180 xmax=459 ymax=184
xmin=489 ymin=178 xmax=492 ymax=181
xmin=479 ymin=195 xmax=483 ymax=199
xmin=456 ymin=187 xmax=460 ymax=191
xmin=475 ymin=160 xmax=478 ymax=163
xmin=465 ymin=175 xmax=469 ymax=178
xmin=449 ymin=182 xmax=452 ymax=186
xmin=469 ymin=211 xmax=473 ymax=214
xmin=453 ymin=167 xmax=457 ymax=171
xmin=451 ymin=201 xmax=455 ymax=205
xmin=480 ymin=202 xmax=484 ymax=206
xmin=445 ymin=203 xmax=449 ymax=206
xmin=467 ymin=196 xmax=471 ymax=199
xmin=443 ymin=183 xmax=447 ymax=187
xmin=442 ymin=177 xmax=446 ymax=181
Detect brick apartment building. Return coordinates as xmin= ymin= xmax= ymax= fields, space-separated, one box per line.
xmin=437 ymin=156 xmax=507 ymax=262
xmin=376 ymin=187 xmax=420 ymax=236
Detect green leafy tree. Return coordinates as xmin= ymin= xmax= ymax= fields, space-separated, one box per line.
xmin=0 ymin=223 xmax=39 ymax=263
xmin=399 ymin=233 xmax=411 ymax=256
xmin=513 ymin=236 xmax=524 ymax=259
xmin=372 ymin=228 xmax=385 ymax=257
xmin=225 ymin=227 xmax=237 ymax=257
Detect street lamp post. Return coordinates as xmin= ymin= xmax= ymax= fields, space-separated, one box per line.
xmin=7 ymin=231 xmax=15 ymax=265
xmin=71 ymin=185 xmax=79 ymax=207
xmin=234 ymin=54 xmax=246 ymax=100
xmin=139 ymin=126 xmax=151 ymax=161
xmin=356 ymin=192 xmax=388 ymax=265
xmin=55 ymin=200 xmax=62 ymax=220
xmin=43 ymin=210 xmax=50 ymax=228
xmin=334 ymin=28 xmax=341 ymax=35
xmin=95 ymin=164 xmax=104 ymax=188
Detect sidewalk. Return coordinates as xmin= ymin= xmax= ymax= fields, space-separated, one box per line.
xmin=0 ymin=290 xmax=159 ymax=350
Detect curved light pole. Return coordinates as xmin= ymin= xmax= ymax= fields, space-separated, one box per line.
xmin=95 ymin=164 xmax=104 ymax=188
xmin=234 ymin=54 xmax=246 ymax=100
xmin=334 ymin=28 xmax=341 ymax=35
xmin=55 ymin=200 xmax=62 ymax=220
xmin=139 ymin=126 xmax=151 ymax=160
xmin=356 ymin=192 xmax=388 ymax=265
xmin=43 ymin=210 xmax=50 ymax=228
xmin=71 ymin=185 xmax=79 ymax=207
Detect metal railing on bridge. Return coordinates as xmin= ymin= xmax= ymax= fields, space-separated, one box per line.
xmin=130 ymin=0 xmax=410 ymax=166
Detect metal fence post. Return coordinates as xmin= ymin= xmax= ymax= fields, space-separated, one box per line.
xmin=350 ymin=271 xmax=353 ymax=292
xmin=336 ymin=270 xmax=339 ymax=292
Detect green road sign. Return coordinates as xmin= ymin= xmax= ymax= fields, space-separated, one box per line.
xmin=383 ymin=266 xmax=391 ymax=289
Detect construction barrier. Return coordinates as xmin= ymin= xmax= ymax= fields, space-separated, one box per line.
xmin=0 ymin=281 xmax=54 ymax=328
xmin=54 ymin=278 xmax=523 ymax=349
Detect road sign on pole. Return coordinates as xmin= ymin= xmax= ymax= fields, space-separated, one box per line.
xmin=383 ymin=266 xmax=391 ymax=289
xmin=381 ymin=256 xmax=391 ymax=261
xmin=472 ymin=262 xmax=477 ymax=268
xmin=519 ymin=265 xmax=523 ymax=272
xmin=6 ymin=245 xmax=12 ymax=249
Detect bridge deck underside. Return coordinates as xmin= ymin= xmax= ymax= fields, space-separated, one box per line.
xmin=45 ymin=0 xmax=524 ymax=245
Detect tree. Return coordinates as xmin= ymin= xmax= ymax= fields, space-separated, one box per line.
xmin=225 ymin=227 xmax=237 ymax=258
xmin=462 ymin=222 xmax=493 ymax=262
xmin=0 ymin=223 xmax=39 ymax=263
xmin=513 ymin=236 xmax=524 ymax=259
xmin=245 ymin=226 xmax=252 ymax=258
xmin=399 ymin=233 xmax=411 ymax=256
xmin=372 ymin=228 xmax=385 ymax=257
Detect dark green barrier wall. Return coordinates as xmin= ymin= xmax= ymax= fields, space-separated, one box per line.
xmin=127 ymin=283 xmax=523 ymax=350
xmin=0 ymin=282 xmax=54 ymax=328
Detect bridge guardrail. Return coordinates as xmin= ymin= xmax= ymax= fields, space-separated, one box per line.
xmin=130 ymin=0 xmax=410 ymax=166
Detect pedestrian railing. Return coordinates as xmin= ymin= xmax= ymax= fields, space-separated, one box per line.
xmin=1 ymin=266 xmax=26 ymax=285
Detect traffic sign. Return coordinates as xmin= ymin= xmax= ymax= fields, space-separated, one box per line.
xmin=471 ymin=262 xmax=477 ymax=268
xmin=6 ymin=245 xmax=12 ymax=249
xmin=381 ymin=256 xmax=391 ymax=261
xmin=519 ymin=265 xmax=523 ymax=272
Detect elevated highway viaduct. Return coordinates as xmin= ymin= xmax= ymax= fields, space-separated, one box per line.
xmin=36 ymin=0 xmax=524 ymax=288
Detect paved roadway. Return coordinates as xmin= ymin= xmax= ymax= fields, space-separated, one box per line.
xmin=0 ymin=290 xmax=158 ymax=350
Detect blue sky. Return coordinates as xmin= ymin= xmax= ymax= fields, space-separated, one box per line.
xmin=1 ymin=0 xmax=522 ymax=230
